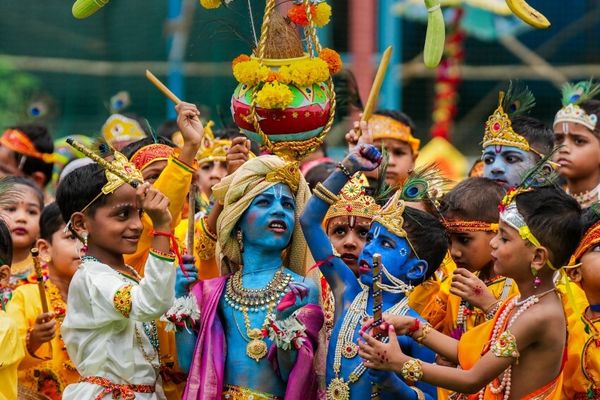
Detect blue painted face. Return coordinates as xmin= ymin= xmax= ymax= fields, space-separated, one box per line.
xmin=482 ymin=145 xmax=537 ymax=188
xmin=238 ymin=184 xmax=296 ymax=252
xmin=357 ymin=222 xmax=424 ymax=287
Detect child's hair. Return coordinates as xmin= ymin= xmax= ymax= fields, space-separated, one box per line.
xmin=0 ymin=219 xmax=13 ymax=266
xmin=6 ymin=124 xmax=54 ymax=186
xmin=511 ymin=116 xmax=554 ymax=157
xmin=581 ymin=99 xmax=600 ymax=138
xmin=0 ymin=176 xmax=44 ymax=209
xmin=55 ymin=163 xmax=108 ymax=223
xmin=581 ymin=206 xmax=600 ymax=234
xmin=374 ymin=109 xmax=418 ymax=140
xmin=304 ymin=161 xmax=337 ymax=191
xmin=515 ymin=187 xmax=582 ymax=268
xmin=440 ymin=177 xmax=505 ymax=223
xmin=121 ymin=136 xmax=176 ymax=160
xmin=40 ymin=203 xmax=65 ymax=242
xmin=404 ymin=206 xmax=449 ymax=280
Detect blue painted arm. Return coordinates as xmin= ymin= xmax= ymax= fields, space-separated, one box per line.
xmin=175 ymin=329 xmax=197 ymax=374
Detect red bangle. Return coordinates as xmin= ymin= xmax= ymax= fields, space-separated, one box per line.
xmin=152 ymin=230 xmax=172 ymax=238
xmin=408 ymin=318 xmax=421 ymax=334
xmin=149 ymin=230 xmax=186 ymax=276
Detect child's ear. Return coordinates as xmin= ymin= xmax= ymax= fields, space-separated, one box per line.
xmin=0 ymin=265 xmax=10 ymax=288
xmin=70 ymin=212 xmax=88 ymax=239
xmin=531 ymin=246 xmax=551 ymax=272
xmin=36 ymin=238 xmax=52 ymax=264
xmin=29 ymin=171 xmax=47 ymax=190
xmin=406 ymin=259 xmax=428 ymax=282
xmin=566 ymin=266 xmax=583 ymax=284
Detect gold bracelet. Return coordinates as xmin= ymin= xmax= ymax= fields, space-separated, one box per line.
xmin=484 ymin=300 xmax=501 ymax=320
xmin=313 ymin=189 xmax=336 ymax=205
xmin=414 ymin=323 xmax=432 ymax=344
xmin=400 ymin=358 xmax=424 ymax=383
xmin=314 ymin=183 xmax=340 ymax=203
xmin=412 ymin=387 xmax=426 ymax=400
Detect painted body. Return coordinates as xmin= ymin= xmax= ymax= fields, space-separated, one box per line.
xmin=177 ymin=184 xmax=319 ymax=396
xmin=300 ymin=146 xmax=437 ymax=399
xmin=482 ymin=145 xmax=537 ymax=188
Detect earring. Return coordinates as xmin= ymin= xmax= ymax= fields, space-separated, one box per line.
xmin=80 ymin=232 xmax=89 ymax=257
xmin=236 ymin=230 xmax=243 ymax=254
xmin=531 ymin=267 xmax=541 ymax=289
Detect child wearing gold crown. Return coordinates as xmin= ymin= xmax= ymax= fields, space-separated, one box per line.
xmin=553 ymin=80 xmax=600 ymax=209
xmin=301 ymin=142 xmax=449 ymax=399
xmin=359 ymin=172 xmax=582 ymax=399
xmin=481 ymin=82 xmax=554 ymax=189
xmin=54 ymin=153 xmax=176 ymax=399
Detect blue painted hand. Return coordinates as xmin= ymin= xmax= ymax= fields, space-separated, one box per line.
xmin=175 ymin=255 xmax=198 ymax=298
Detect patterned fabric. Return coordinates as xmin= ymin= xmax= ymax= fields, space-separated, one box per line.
xmin=80 ymin=376 xmax=154 ymax=400
xmin=113 ymin=285 xmax=133 ymax=318
xmin=222 ymin=384 xmax=283 ymax=400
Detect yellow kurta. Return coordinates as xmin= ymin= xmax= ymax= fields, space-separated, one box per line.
xmin=6 ymin=281 xmax=79 ymax=400
xmin=10 ymin=255 xmax=49 ymax=289
xmin=562 ymin=310 xmax=600 ymax=399
xmin=174 ymin=215 xmax=219 ymax=280
xmin=0 ymin=310 xmax=24 ymax=400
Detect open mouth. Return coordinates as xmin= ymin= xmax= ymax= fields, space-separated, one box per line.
xmin=358 ymin=260 xmax=371 ymax=274
xmin=269 ymin=220 xmax=287 ymax=233
xmin=341 ymin=253 xmax=358 ymax=263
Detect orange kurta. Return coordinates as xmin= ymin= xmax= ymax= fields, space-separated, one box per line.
xmin=6 ymin=281 xmax=79 ymax=400
xmin=456 ymin=297 xmax=564 ymax=400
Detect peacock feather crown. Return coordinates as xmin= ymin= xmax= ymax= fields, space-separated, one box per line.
xmin=554 ymin=80 xmax=600 ymax=131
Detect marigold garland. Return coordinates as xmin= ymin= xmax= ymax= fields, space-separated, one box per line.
xmin=200 ymin=0 xmax=221 ymax=9
xmin=256 ymin=81 xmax=294 ymax=110
xmin=233 ymin=60 xmax=270 ymax=87
xmin=319 ymin=48 xmax=343 ymax=75
xmin=279 ymin=58 xmax=329 ymax=87
xmin=232 ymin=54 xmax=251 ymax=69
xmin=287 ymin=2 xmax=331 ymax=27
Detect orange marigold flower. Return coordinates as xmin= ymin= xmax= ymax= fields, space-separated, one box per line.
xmin=232 ymin=54 xmax=251 ymax=70
xmin=266 ymin=71 xmax=283 ymax=82
xmin=319 ymin=48 xmax=343 ymax=75
xmin=288 ymin=4 xmax=315 ymax=27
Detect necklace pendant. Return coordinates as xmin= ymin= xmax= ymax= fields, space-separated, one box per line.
xmin=326 ymin=377 xmax=350 ymax=400
xmin=246 ymin=328 xmax=267 ymax=362
xmin=341 ymin=342 xmax=358 ymax=359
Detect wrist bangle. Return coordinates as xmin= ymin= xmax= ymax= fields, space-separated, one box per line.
xmin=414 ymin=323 xmax=432 ymax=344
xmin=313 ymin=190 xmax=336 ymax=206
xmin=485 ymin=300 xmax=501 ymax=320
xmin=412 ymin=387 xmax=426 ymax=400
xmin=400 ymin=358 xmax=424 ymax=383
xmin=408 ymin=318 xmax=421 ymax=335
xmin=314 ymin=183 xmax=340 ymax=203
xmin=336 ymin=162 xmax=353 ymax=179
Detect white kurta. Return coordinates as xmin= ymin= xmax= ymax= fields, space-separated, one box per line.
xmin=61 ymin=253 xmax=176 ymax=400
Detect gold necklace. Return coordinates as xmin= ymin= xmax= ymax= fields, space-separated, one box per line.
xmin=225 ymin=268 xmax=292 ymax=312
xmin=327 ymin=286 xmax=410 ymax=400
xmin=242 ymin=302 xmax=274 ymax=362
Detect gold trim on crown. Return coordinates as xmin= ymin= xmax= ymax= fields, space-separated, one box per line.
xmin=554 ymin=103 xmax=598 ymax=131
xmin=372 ymin=190 xmax=407 ymax=238
xmin=196 ymin=121 xmax=233 ymax=165
xmin=324 ymin=174 xmax=380 ymax=222
xmin=265 ymin=161 xmax=301 ymax=194
xmin=102 ymin=151 xmax=144 ymax=195
xmin=481 ymin=92 xmax=530 ymax=152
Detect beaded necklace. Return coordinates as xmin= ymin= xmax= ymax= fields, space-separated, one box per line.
xmin=224 ymin=268 xmax=292 ymax=312
xmin=327 ymin=284 xmax=410 ymax=400
xmin=580 ymin=310 xmax=600 ymax=398
xmin=568 ymin=182 xmax=600 ymax=207
xmin=478 ymin=288 xmax=556 ymax=400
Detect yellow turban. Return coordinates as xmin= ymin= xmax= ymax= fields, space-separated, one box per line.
xmin=212 ymin=155 xmax=312 ymax=276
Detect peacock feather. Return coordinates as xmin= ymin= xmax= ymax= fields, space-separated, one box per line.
xmin=517 ymin=147 xmax=560 ymax=191
xmin=560 ymin=79 xmax=600 ymax=107
xmin=398 ymin=164 xmax=449 ymax=203
xmin=501 ymin=80 xmax=536 ymax=118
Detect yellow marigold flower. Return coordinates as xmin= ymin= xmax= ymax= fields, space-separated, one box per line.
xmin=285 ymin=58 xmax=330 ymax=87
xmin=233 ymin=60 xmax=270 ymax=87
xmin=256 ymin=81 xmax=294 ymax=110
xmin=200 ymin=0 xmax=221 ymax=9
xmin=232 ymin=54 xmax=251 ymax=69
xmin=314 ymin=3 xmax=332 ymax=27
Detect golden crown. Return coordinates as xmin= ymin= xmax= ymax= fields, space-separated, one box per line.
xmin=554 ymin=103 xmax=598 ymax=131
xmin=372 ymin=190 xmax=407 ymax=238
xmin=481 ymin=92 xmax=530 ymax=152
xmin=324 ymin=174 xmax=380 ymax=222
xmin=265 ymin=161 xmax=301 ymax=194
xmin=196 ymin=121 xmax=233 ymax=165
xmin=101 ymin=151 xmax=144 ymax=195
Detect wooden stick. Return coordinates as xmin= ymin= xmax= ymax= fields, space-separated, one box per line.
xmin=362 ymin=46 xmax=393 ymax=122
xmin=371 ymin=253 xmax=383 ymax=400
xmin=187 ymin=184 xmax=197 ymax=256
xmin=31 ymin=248 xmax=49 ymax=314
xmin=145 ymin=69 xmax=182 ymax=105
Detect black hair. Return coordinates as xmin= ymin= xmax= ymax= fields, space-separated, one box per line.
xmin=515 ymin=187 xmax=582 ymax=268
xmin=55 ymin=163 xmax=108 ymax=223
xmin=581 ymin=99 xmax=600 ymax=137
xmin=403 ymin=206 xmax=449 ymax=281
xmin=440 ymin=177 xmax=505 ymax=223
xmin=0 ymin=176 xmax=44 ymax=209
xmin=7 ymin=124 xmax=54 ymax=186
xmin=156 ymin=119 xmax=179 ymax=139
xmin=374 ymin=109 xmax=418 ymax=142
xmin=512 ymin=116 xmax=554 ymax=157
xmin=581 ymin=205 xmax=600 ymax=235
xmin=304 ymin=161 xmax=337 ymax=191
xmin=120 ymin=136 xmax=176 ymax=160
xmin=0 ymin=218 xmax=12 ymax=266
xmin=40 ymin=202 xmax=65 ymax=242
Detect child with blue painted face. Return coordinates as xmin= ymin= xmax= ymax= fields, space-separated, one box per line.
xmin=481 ymin=83 xmax=554 ymax=188
xmin=300 ymin=143 xmax=449 ymax=399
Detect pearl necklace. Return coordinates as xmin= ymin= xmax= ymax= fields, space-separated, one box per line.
xmin=478 ymin=288 xmax=556 ymax=400
xmin=568 ymin=182 xmax=600 ymax=207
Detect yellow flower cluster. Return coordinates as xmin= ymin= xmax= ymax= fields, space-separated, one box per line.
xmin=279 ymin=58 xmax=329 ymax=88
xmin=233 ymin=60 xmax=270 ymax=87
xmin=314 ymin=3 xmax=332 ymax=27
xmin=200 ymin=0 xmax=221 ymax=9
xmin=256 ymin=81 xmax=294 ymax=110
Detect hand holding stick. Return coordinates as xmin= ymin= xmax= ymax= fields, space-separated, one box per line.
xmin=32 ymin=248 xmax=49 ymax=314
